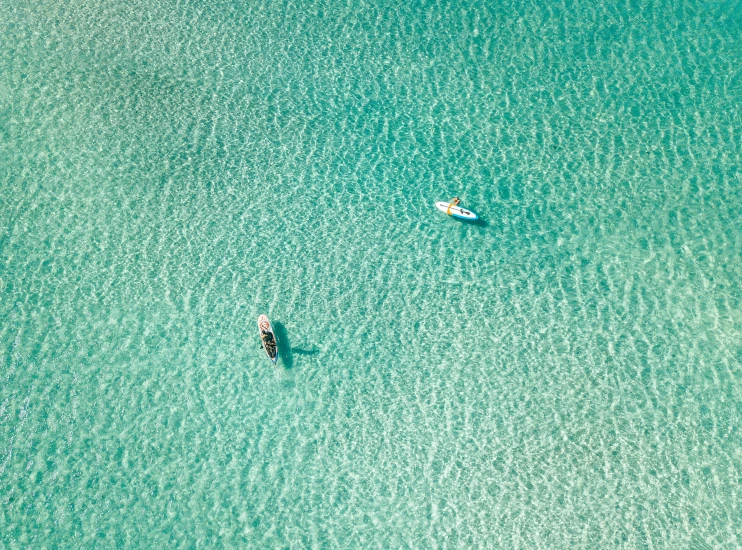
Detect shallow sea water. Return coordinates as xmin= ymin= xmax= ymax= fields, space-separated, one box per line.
xmin=1 ymin=0 xmax=742 ymax=547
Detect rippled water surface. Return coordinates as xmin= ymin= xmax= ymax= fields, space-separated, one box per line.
xmin=2 ymin=0 xmax=742 ymax=547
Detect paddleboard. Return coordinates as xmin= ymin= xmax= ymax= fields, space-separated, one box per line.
xmin=435 ymin=201 xmax=478 ymax=220
xmin=257 ymin=314 xmax=278 ymax=364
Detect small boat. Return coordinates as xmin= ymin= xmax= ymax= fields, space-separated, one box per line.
xmin=257 ymin=314 xmax=278 ymax=364
xmin=435 ymin=201 xmax=478 ymax=220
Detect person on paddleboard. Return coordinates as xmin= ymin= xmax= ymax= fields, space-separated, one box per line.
xmin=446 ymin=196 xmax=461 ymax=215
xmin=261 ymin=330 xmax=275 ymax=346
xmin=260 ymin=331 xmax=277 ymax=357
xmin=259 ymin=320 xmax=276 ymax=348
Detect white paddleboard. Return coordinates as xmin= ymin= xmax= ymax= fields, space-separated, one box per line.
xmin=257 ymin=314 xmax=278 ymax=364
xmin=435 ymin=201 xmax=478 ymax=220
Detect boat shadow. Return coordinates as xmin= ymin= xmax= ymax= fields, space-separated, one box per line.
xmin=454 ymin=216 xmax=488 ymax=228
xmin=272 ymin=321 xmax=319 ymax=370
xmin=466 ymin=217 xmax=488 ymax=228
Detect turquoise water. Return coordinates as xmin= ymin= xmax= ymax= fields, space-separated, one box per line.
xmin=2 ymin=0 xmax=742 ymax=546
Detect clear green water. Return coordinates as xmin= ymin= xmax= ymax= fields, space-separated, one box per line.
xmin=2 ymin=0 xmax=742 ymax=547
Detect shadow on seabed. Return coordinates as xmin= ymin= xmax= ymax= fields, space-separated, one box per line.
xmin=272 ymin=321 xmax=319 ymax=370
